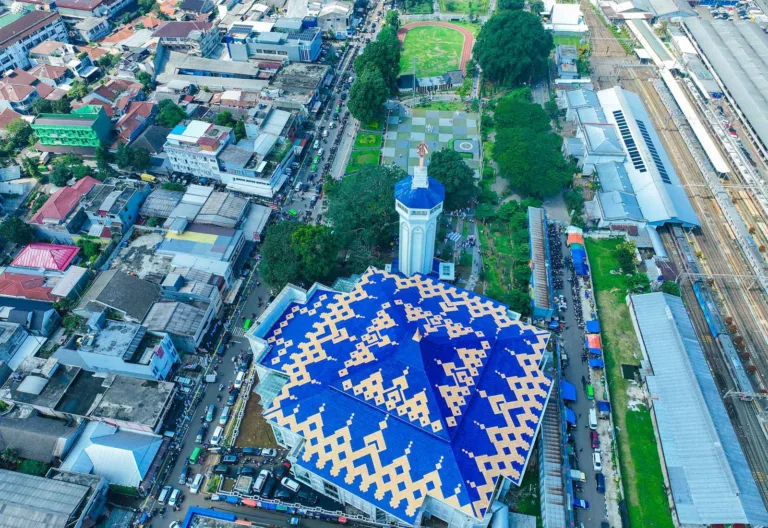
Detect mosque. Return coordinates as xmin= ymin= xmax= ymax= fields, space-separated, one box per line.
xmin=247 ymin=146 xmax=552 ymax=528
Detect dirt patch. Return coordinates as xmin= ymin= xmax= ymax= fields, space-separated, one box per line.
xmin=234 ymin=389 xmax=278 ymax=449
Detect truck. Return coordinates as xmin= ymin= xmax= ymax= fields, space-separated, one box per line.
xmin=569 ymin=469 xmax=586 ymax=482
xmin=205 ymin=372 xmax=217 ymax=383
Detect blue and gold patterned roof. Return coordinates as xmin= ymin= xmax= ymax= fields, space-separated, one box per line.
xmin=261 ymin=268 xmax=551 ymax=523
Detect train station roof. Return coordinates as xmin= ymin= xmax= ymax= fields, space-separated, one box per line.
xmin=258 ymin=267 xmax=552 ymax=523
xmin=629 ymin=293 xmax=768 ymax=526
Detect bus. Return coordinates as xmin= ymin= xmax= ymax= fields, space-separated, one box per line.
xmin=189 ymin=447 xmax=202 ymax=464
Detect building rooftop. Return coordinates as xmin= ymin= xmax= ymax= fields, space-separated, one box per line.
xmin=272 ymin=63 xmax=329 ymax=92
xmin=158 ymin=223 xmax=243 ymax=263
xmin=91 ymin=376 xmax=174 ymax=429
xmin=11 ymin=243 xmax=79 ymax=272
xmin=0 ymin=357 xmax=88 ymax=413
xmin=76 ymin=270 xmax=160 ymax=322
xmin=141 ymin=189 xmax=184 ymax=218
xmin=131 ymin=125 xmax=172 ymax=154
xmin=153 ymin=20 xmax=212 ymax=38
xmin=143 ymin=301 xmax=207 ymax=337
xmin=629 ymin=293 xmax=768 ymax=526
xmin=197 ymin=191 xmax=249 ymax=226
xmin=0 ymin=413 xmax=82 ymax=463
xmin=257 ymin=267 xmax=551 ymax=523
xmin=0 ymin=10 xmax=61 ymax=52
xmin=30 ymin=176 xmax=100 ymax=224
xmin=0 ymin=468 xmax=91 ymax=528
xmin=0 ymin=272 xmax=56 ymax=302
xmin=33 ymin=105 xmax=104 ymax=128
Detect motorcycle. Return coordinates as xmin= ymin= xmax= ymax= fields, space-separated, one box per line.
xmin=218 ymin=383 xmax=224 ymax=392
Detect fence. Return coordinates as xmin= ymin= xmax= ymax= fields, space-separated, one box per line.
xmin=401 ymin=13 xmax=488 ymax=22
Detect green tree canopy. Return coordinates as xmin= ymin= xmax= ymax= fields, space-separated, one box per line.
xmin=6 ymin=119 xmax=33 ymax=151
xmin=348 ymin=66 xmax=389 ymax=124
xmin=0 ymin=216 xmax=35 ymax=245
xmin=354 ymin=26 xmax=400 ymax=94
xmin=259 ymin=222 xmax=339 ymax=288
xmin=661 ymin=280 xmax=681 ymax=297
xmin=494 ymin=98 xmax=551 ymax=131
xmin=50 ymin=164 xmax=73 ymax=186
xmin=385 ymin=10 xmax=401 ymax=29
xmin=616 ymin=240 xmax=637 ymax=273
xmin=156 ymin=99 xmax=187 ymax=127
xmin=215 ymin=110 xmax=235 ymax=127
xmin=325 ymin=165 xmax=403 ymax=252
xmin=495 ymin=127 xmax=572 ymax=197
xmin=136 ymin=71 xmax=153 ymax=91
xmin=498 ymin=0 xmax=524 ymax=9
xmin=473 ymin=11 xmax=553 ymax=86
xmin=291 ymin=224 xmax=340 ymax=284
xmin=426 ymin=148 xmax=478 ymax=211
xmin=115 ymin=143 xmax=150 ymax=171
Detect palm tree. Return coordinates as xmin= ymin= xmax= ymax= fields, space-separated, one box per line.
xmin=0 ymin=448 xmax=21 ymax=469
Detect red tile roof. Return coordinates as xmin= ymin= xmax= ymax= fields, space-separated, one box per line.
xmin=11 ymin=243 xmax=80 ymax=271
xmin=30 ymin=176 xmax=100 ymax=224
xmin=0 ymin=84 xmax=35 ymax=102
xmin=28 ymin=64 xmax=69 ymax=81
xmin=100 ymin=26 xmax=136 ymax=44
xmin=113 ymin=101 xmax=155 ymax=147
xmin=6 ymin=68 xmax=38 ymax=85
xmin=0 ymin=108 xmax=22 ymax=130
xmin=85 ymin=47 xmax=110 ymax=60
xmin=0 ymin=272 xmax=55 ymax=301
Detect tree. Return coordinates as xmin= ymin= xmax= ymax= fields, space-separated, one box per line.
xmin=498 ymin=0 xmax=524 ymax=9
xmin=260 ymin=221 xmax=303 ymax=289
xmin=234 ymin=120 xmax=246 ymax=142
xmin=475 ymin=203 xmax=497 ymax=223
xmin=326 ymin=47 xmax=339 ymax=67
xmin=131 ymin=147 xmax=150 ymax=171
xmin=162 ymin=182 xmax=186 ymax=192
xmin=629 ymin=272 xmax=650 ymax=292
xmin=215 ymin=110 xmax=235 ymax=127
xmin=18 ymin=459 xmax=49 ymax=476
xmin=97 ymin=53 xmax=120 ymax=70
xmin=156 ymin=99 xmax=187 ymax=127
xmin=136 ymin=71 xmax=153 ymax=91
xmin=0 ymin=217 xmax=34 ymax=245
xmin=427 ymin=148 xmax=478 ymax=211
xmin=354 ymin=26 xmax=400 ymax=94
xmin=325 ymin=165 xmax=403 ymax=254
xmin=473 ymin=11 xmax=553 ymax=86
xmin=0 ymin=448 xmax=20 ymax=469
xmin=50 ymin=164 xmax=73 ymax=186
xmin=495 ymin=128 xmax=572 ymax=197
xmin=291 ymin=224 xmax=339 ymax=283
xmin=6 ymin=119 xmax=33 ymax=151
xmin=385 ymin=10 xmax=401 ymax=30
xmin=661 ymin=280 xmax=681 ymax=297
xmin=616 ymin=240 xmax=637 ymax=273
xmin=77 ymin=237 xmax=101 ymax=261
xmin=68 ymin=80 xmax=89 ymax=100
xmin=53 ymin=98 xmax=71 ymax=114
xmin=348 ymin=66 xmax=389 ymax=124
xmin=138 ymin=0 xmax=156 ymax=14
xmin=31 ymin=98 xmax=53 ymax=115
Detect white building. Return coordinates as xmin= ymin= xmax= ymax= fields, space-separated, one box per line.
xmin=394 ymin=149 xmax=445 ymax=277
xmin=317 ymin=1 xmax=353 ymax=35
xmin=164 ymin=121 xmax=234 ymax=181
xmin=53 ymin=312 xmax=180 ymax=380
xmin=0 ymin=10 xmax=68 ymax=71
xmin=75 ymin=17 xmax=110 ymax=42
xmin=545 ymin=4 xmax=588 ymax=35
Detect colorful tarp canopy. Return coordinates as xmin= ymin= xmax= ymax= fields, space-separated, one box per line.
xmin=567 ymin=233 xmax=584 ymax=246
xmin=561 ymin=380 xmax=577 ymax=401
xmin=588 ymin=348 xmax=602 ymax=356
xmin=586 ymin=320 xmax=601 ymax=333
xmin=597 ymin=401 xmax=611 ymax=413
xmin=565 ymin=408 xmax=577 ymax=425
xmin=586 ymin=334 xmax=602 ymax=349
xmin=590 ymin=358 xmax=604 ymax=368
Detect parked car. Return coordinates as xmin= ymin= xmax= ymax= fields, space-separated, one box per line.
xmin=253 ymin=469 xmax=271 ymax=494
xmin=227 ymin=389 xmax=239 ymax=406
xmin=596 ymin=472 xmax=605 ymax=494
xmin=196 ymin=427 xmax=206 ymax=444
xmin=242 ymin=447 xmax=261 ymax=456
xmin=213 ymin=465 xmax=229 ymax=475
xmin=274 ymin=488 xmax=293 ymax=500
xmin=273 ymin=464 xmax=288 ymax=480
xmin=168 ymin=488 xmax=182 ymax=508
xmin=261 ymin=448 xmax=277 ymax=457
xmin=222 ymin=455 xmax=239 ymax=464
xmin=591 ymin=430 xmax=599 ymax=449
xmin=281 ymin=477 xmax=301 ymax=493
xmin=262 ymin=477 xmax=278 ymax=498
xmin=179 ymin=467 xmax=190 ymax=486
xmin=239 ymin=466 xmax=257 ymax=476
xmin=592 ymin=451 xmax=602 ymax=472
xmin=297 ymin=489 xmax=318 ymax=505
xmin=573 ymin=498 xmax=590 ymax=510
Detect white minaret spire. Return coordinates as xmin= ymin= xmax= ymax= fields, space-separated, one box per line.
xmin=395 ymin=142 xmax=445 ymax=277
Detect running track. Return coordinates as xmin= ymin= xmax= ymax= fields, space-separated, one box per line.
xmin=397 ymin=22 xmax=475 ymax=73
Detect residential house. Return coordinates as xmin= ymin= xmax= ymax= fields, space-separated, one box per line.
xmin=556 ymin=44 xmax=579 ymax=80
xmin=8 ymin=243 xmax=80 ymax=275
xmin=75 ymin=17 xmax=111 ymax=42
xmin=0 ymin=321 xmax=28 ymax=365
xmin=76 ymin=79 xmax=144 ymax=118
xmin=178 ymin=0 xmax=216 ymax=19
xmin=142 ymin=300 xmax=212 ymax=354
xmin=14 ymin=0 xmax=135 ymax=20
xmin=164 ymin=120 xmax=235 ymax=180
xmin=0 ymin=298 xmax=61 ymax=337
xmin=317 ymin=1 xmax=353 ymax=35
xmin=152 ymin=21 xmax=218 ymax=57
xmin=0 ymin=469 xmax=107 ymax=527
xmin=28 ymin=63 xmax=71 ymax=87
xmin=0 ymin=356 xmax=176 ymax=434
xmin=0 ymin=10 xmax=68 ymax=72
xmin=80 ymin=180 xmax=151 ymax=235
xmin=28 ymin=41 xmax=100 ymax=82
xmin=0 ymin=272 xmax=57 ymax=302
xmin=30 ymin=176 xmax=101 ymax=243
xmin=55 ymin=311 xmax=180 ymax=380
xmin=226 ymin=19 xmax=322 ymax=63
xmin=112 ymin=101 xmax=156 ymax=148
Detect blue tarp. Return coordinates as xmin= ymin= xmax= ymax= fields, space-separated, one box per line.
xmin=548 ymin=321 xmax=560 ymax=330
xmin=590 ymin=358 xmax=605 ymax=369
xmin=561 ymin=380 xmax=577 ymax=401
xmin=597 ymin=400 xmax=611 ymax=413
xmin=181 ymin=508 xmax=236 ymax=528
xmin=586 ymin=320 xmax=600 ymax=333
xmin=571 ymin=248 xmax=586 ymax=260
xmin=565 ymin=408 xmax=577 ymax=425
xmin=588 ymin=348 xmax=602 ymax=356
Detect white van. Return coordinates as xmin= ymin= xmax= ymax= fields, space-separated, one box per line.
xmin=589 ymin=408 xmax=598 ymax=430
xmin=211 ymin=426 xmax=224 ymax=446
xmin=254 ymin=469 xmax=271 ymax=494
xmin=234 ymin=371 xmax=245 ymax=389
xmin=312 ymin=139 xmax=320 ymax=150
xmin=219 ymin=405 xmax=231 ymax=426
xmin=190 ymin=473 xmax=204 ymax=494
xmin=281 ymin=477 xmax=301 ymax=493
xmin=158 ymin=485 xmax=171 ymax=504
xmin=317 ymin=148 xmax=325 ymax=157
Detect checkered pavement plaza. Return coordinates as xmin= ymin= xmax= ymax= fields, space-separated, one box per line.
xmin=382 ymin=108 xmax=481 ymax=176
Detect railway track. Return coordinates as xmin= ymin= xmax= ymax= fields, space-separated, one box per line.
xmin=580 ymin=0 xmax=626 ymax=58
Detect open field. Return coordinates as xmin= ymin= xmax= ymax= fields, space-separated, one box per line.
xmin=585 ymin=238 xmax=674 ymax=528
xmin=399 ymin=26 xmax=464 ymax=77
xmin=234 ymin=390 xmax=278 ymax=449
xmin=345 ymin=149 xmax=380 ymax=173
xmin=554 ymin=35 xmax=583 ymax=46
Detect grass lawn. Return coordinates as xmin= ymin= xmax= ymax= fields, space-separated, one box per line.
xmin=554 ymin=35 xmax=583 ymax=46
xmin=354 ymin=132 xmax=383 ymax=149
xmin=346 ymin=149 xmax=379 ymax=174
xmin=585 ymin=238 xmax=674 ymax=528
xmin=416 ymin=101 xmax=466 ymax=112
xmin=440 ymin=0 xmax=489 ymax=13
xmin=447 ymin=21 xmax=482 ymax=36
xmin=361 ymin=118 xmax=384 ymax=131
xmin=399 ymin=26 xmax=464 ymax=77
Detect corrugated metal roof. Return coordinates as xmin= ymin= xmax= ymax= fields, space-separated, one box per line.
xmin=629 ymin=293 xmax=768 ymax=525
xmin=11 ymin=243 xmax=79 ymax=272
xmin=0 ymin=468 xmax=89 ymax=528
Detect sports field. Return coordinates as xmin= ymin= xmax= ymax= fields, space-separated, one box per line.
xmin=399 ymin=26 xmax=464 ymax=77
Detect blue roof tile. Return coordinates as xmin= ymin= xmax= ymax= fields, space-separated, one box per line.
xmin=260 ymin=268 xmax=551 ymax=522
xmin=395 ymin=176 xmax=445 ymax=210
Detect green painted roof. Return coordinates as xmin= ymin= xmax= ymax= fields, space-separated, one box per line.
xmin=0 ymin=12 xmax=26 ymax=29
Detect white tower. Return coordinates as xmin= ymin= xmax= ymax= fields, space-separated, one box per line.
xmin=395 ymin=142 xmax=445 ymax=277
